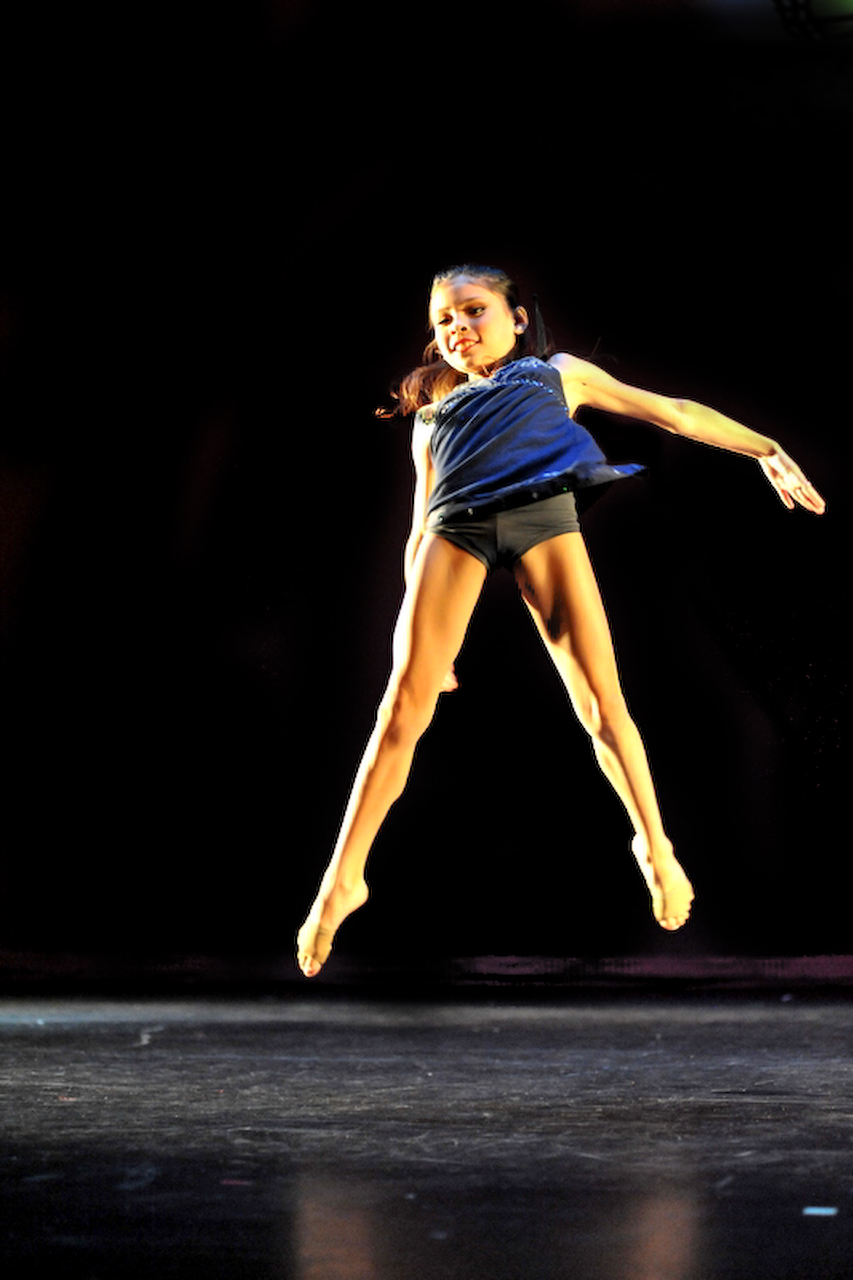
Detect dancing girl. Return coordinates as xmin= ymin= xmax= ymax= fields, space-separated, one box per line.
xmin=297 ymin=264 xmax=825 ymax=977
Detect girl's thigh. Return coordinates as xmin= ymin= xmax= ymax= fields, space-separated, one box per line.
xmin=391 ymin=532 xmax=487 ymax=700
xmin=513 ymin=531 xmax=622 ymax=698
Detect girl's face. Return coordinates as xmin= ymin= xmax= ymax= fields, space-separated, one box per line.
xmin=429 ymin=276 xmax=528 ymax=379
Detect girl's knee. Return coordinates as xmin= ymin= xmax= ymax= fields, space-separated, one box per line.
xmin=378 ymin=676 xmax=436 ymax=748
xmin=575 ymin=682 xmax=630 ymax=746
xmin=591 ymin=691 xmax=633 ymax=748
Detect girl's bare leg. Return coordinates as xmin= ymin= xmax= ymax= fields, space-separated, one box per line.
xmin=515 ymin=532 xmax=693 ymax=930
xmin=297 ymin=534 xmax=487 ymax=975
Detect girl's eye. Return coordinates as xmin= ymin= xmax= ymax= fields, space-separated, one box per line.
xmin=435 ymin=305 xmax=485 ymax=327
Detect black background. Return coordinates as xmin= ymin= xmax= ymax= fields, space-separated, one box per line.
xmin=1 ymin=1 xmax=849 ymax=968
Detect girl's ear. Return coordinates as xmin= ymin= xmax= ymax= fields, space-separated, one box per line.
xmin=513 ymin=306 xmax=529 ymax=334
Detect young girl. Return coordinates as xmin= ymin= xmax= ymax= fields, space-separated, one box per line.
xmin=296 ymin=264 xmax=825 ymax=978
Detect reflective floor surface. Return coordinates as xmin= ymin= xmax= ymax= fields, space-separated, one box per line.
xmin=2 ymin=994 xmax=851 ymax=1278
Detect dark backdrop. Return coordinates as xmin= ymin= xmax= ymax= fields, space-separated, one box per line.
xmin=1 ymin=2 xmax=849 ymax=967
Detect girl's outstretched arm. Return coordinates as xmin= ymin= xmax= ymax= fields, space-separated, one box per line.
xmin=550 ymin=353 xmax=826 ymax=515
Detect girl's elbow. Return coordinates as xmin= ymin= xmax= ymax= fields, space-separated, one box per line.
xmin=665 ymin=398 xmax=695 ymax=436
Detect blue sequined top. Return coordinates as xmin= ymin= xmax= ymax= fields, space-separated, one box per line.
xmin=419 ymin=357 xmax=642 ymax=520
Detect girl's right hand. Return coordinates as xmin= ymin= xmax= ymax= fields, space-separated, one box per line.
xmin=441 ymin=665 xmax=459 ymax=693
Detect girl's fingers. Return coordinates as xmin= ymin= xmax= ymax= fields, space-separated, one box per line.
xmin=760 ymin=455 xmax=825 ymax=514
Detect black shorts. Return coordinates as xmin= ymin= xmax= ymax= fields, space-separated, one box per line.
xmin=426 ymin=490 xmax=581 ymax=573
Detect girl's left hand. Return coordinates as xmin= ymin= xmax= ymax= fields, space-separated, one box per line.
xmin=759 ymin=447 xmax=826 ymax=514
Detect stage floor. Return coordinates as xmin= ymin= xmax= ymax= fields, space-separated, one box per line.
xmin=2 ymin=994 xmax=851 ymax=1278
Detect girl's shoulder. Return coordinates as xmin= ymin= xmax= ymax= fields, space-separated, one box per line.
xmin=411 ymin=407 xmax=435 ymax=459
xmin=498 ymin=355 xmax=567 ymax=387
xmin=503 ymin=355 xmax=568 ymax=396
xmin=548 ymin=352 xmax=586 ymax=374
xmin=419 ymin=380 xmax=472 ymax=420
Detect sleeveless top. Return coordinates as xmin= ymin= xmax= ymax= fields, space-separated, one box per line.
xmin=419 ymin=357 xmax=643 ymax=520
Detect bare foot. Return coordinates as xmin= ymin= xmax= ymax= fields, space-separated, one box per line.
xmin=631 ymin=835 xmax=694 ymax=931
xmin=296 ymin=878 xmax=369 ymax=977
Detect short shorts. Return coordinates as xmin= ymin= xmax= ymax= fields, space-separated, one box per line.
xmin=426 ymin=490 xmax=581 ymax=573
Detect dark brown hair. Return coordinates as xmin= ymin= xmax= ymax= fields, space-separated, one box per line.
xmin=377 ymin=264 xmax=551 ymax=419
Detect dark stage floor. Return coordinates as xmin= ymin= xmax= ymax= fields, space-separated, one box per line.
xmin=2 ymin=994 xmax=851 ymax=1279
